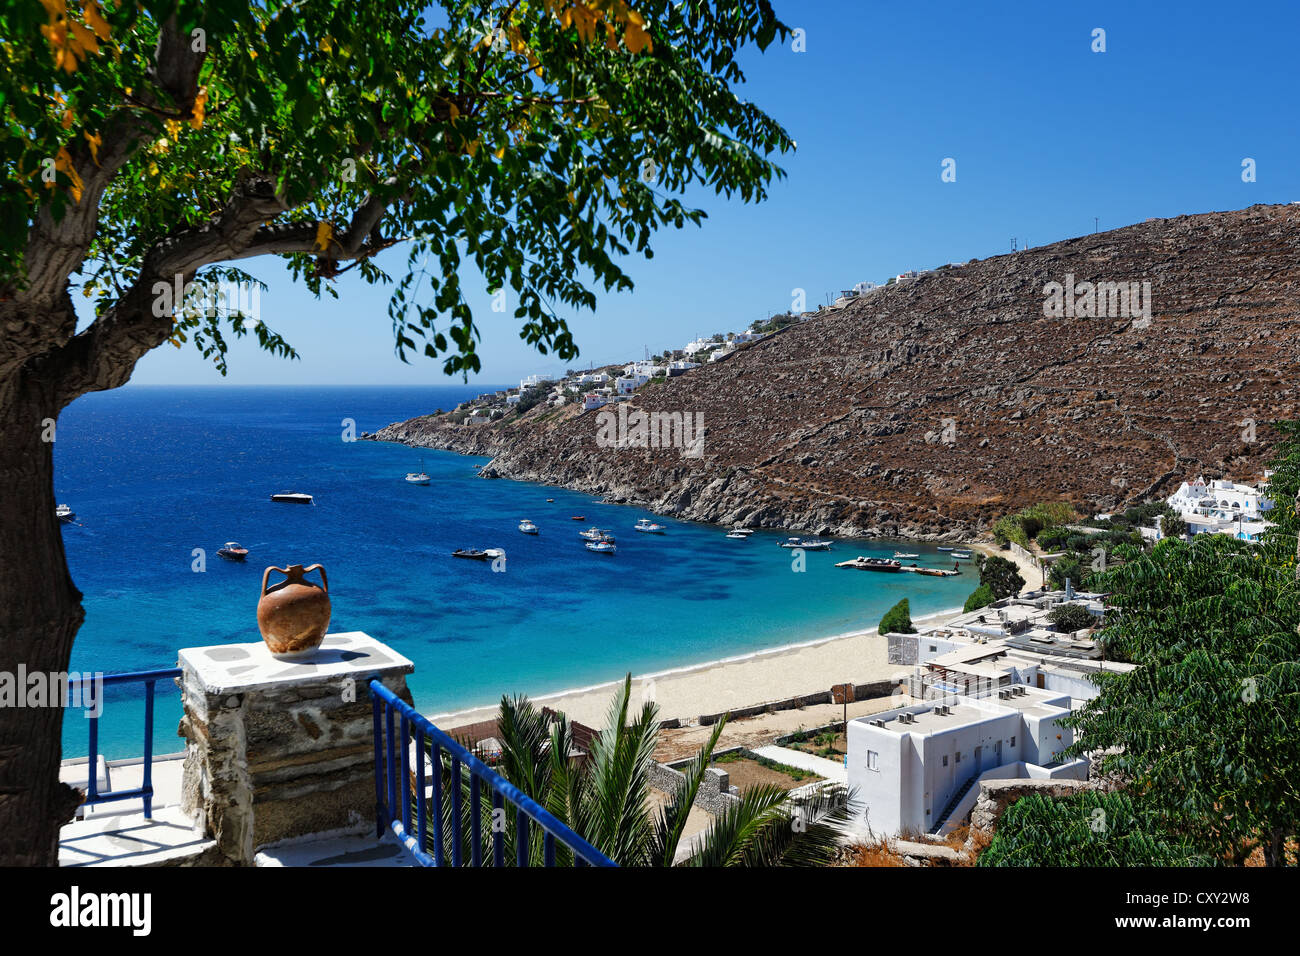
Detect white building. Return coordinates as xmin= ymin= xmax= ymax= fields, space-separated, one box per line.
xmin=583 ymin=393 xmax=608 ymax=411
xmin=731 ymin=331 xmax=763 ymax=344
xmin=506 ymin=393 xmax=521 ymax=405
xmin=623 ymin=361 xmax=664 ymax=378
xmin=708 ymin=344 xmax=735 ymax=362
xmin=1164 ymin=475 xmax=1273 ymax=541
xmin=666 ymin=360 xmax=699 ymax=376
xmin=519 ymin=373 xmax=558 ymax=391
xmin=466 ymin=410 xmax=491 ymax=426
xmin=681 ymin=338 xmax=715 ymax=356
xmin=615 ymin=373 xmax=648 ymax=395
xmin=847 ymin=685 xmax=1088 ymax=837
xmin=577 ymin=372 xmax=609 ymax=386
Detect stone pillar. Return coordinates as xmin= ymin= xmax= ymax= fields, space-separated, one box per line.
xmin=178 ymin=631 xmax=414 ymax=865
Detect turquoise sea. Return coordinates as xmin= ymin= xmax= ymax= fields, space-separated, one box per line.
xmin=55 ymin=386 xmax=974 ymax=757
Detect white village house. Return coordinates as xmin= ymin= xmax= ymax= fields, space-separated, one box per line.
xmin=1164 ymin=474 xmax=1273 ymax=541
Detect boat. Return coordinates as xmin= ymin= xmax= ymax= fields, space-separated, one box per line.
xmin=579 ymin=527 xmax=615 ymax=542
xmin=571 ymin=515 xmax=586 ymax=521
xmin=951 ymin=550 xmax=973 ymax=559
xmin=452 ymin=548 xmax=505 ymax=561
xmin=546 ymin=498 xmax=555 ymax=502
xmin=55 ymin=504 xmax=75 ymax=523
xmin=937 ymin=546 xmax=954 ymax=552
xmin=893 ymin=551 xmax=920 ymax=559
xmin=725 ymin=531 xmax=749 ymax=539
xmin=217 ymin=542 xmax=249 ymax=561
xmin=779 ymin=537 xmax=832 ymax=551
xmin=585 ymin=540 xmax=617 ymax=555
xmin=270 ymin=492 xmax=314 ymax=504
xmin=405 ymin=460 xmax=430 ymax=485
xmin=518 ymin=520 xmax=539 ymax=535
xmin=835 ymin=556 xmax=902 ymax=572
xmin=731 ymin=528 xmax=755 ymax=535
xmin=634 ymin=518 xmax=666 ymax=534
xmin=912 ymin=566 xmax=960 ymax=577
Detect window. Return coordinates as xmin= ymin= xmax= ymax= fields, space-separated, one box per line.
xmin=1010 ymin=736 xmax=1016 ymax=747
xmin=955 ymin=751 xmax=961 ymax=762
xmin=942 ymin=755 xmax=948 ymax=767
xmin=866 ymin=750 xmax=879 ymax=771
xmin=928 ymin=645 xmax=937 ymax=652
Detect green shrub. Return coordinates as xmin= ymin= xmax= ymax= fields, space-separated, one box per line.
xmin=1047 ymin=603 xmax=1095 ymax=632
xmin=878 ymin=598 xmax=915 ymax=634
xmin=963 ymin=584 xmax=994 ymax=612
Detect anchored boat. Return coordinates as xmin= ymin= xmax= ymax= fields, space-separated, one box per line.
xmin=518 ymin=520 xmax=539 ymax=535
xmin=634 ymin=518 xmax=666 ymax=534
xmin=835 ymin=556 xmax=902 ymax=572
xmin=270 ymin=492 xmax=314 ymax=504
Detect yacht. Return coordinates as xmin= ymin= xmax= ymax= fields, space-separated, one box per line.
xmin=518 ymin=520 xmax=539 ymax=535
xmin=936 ymin=546 xmax=954 ymax=552
xmin=951 ymin=549 xmax=973 ymax=559
xmin=55 ymin=504 xmax=75 ymax=523
xmin=270 ymin=492 xmax=314 ymax=504
xmin=893 ymin=551 xmax=920 ymax=559
xmin=405 ymin=460 xmax=431 ymax=485
xmin=452 ymin=548 xmax=505 ymax=561
xmin=725 ymin=531 xmax=749 ymax=539
xmin=585 ymin=540 xmax=617 ymax=555
xmin=634 ymin=518 xmax=666 ymax=534
xmin=779 ymin=537 xmax=832 ymax=551
xmin=217 ymin=542 xmax=249 ymax=561
xmin=579 ymin=527 xmax=615 ymax=542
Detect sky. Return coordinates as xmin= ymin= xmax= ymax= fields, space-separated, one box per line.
xmin=121 ymin=0 xmax=1300 ymax=387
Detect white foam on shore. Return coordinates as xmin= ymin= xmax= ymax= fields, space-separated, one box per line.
xmin=426 ymin=604 xmax=963 ymax=725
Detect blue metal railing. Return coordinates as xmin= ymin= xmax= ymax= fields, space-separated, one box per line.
xmin=368 ymin=679 xmax=616 ymax=867
xmin=69 ymin=668 xmax=182 ymax=819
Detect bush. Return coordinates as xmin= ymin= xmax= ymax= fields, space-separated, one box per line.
xmin=963 ymin=584 xmax=994 ymax=612
xmin=878 ymin=598 xmax=915 ymax=634
xmin=514 ymin=385 xmax=548 ymax=414
xmin=977 ymin=555 xmax=1025 ymax=599
xmin=1047 ymin=603 xmax=1095 ymax=633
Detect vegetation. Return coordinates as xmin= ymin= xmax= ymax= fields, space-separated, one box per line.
xmin=466 ymin=677 xmax=855 ymax=866
xmin=1046 ymin=603 xmax=1094 ymax=633
xmin=987 ymin=422 xmax=1300 ymax=866
xmin=962 ymin=583 xmax=995 ymax=612
xmin=513 ymin=384 xmax=548 ymax=415
xmin=0 ymin=0 xmax=795 ymax=862
xmin=878 ymin=597 xmax=915 ymax=634
xmin=992 ymin=501 xmax=1077 ymax=548
xmin=974 ymin=554 xmax=1025 ymax=600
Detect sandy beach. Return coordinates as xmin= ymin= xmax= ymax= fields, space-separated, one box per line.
xmin=429 ymin=605 xmax=967 ymax=731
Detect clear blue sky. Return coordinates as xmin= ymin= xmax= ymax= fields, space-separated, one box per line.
xmin=124 ymin=0 xmax=1300 ymax=386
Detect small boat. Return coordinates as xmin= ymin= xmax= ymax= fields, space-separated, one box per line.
xmin=571 ymin=515 xmax=586 ymax=521
xmin=951 ymin=550 xmax=973 ymax=559
xmin=634 ymin=518 xmax=666 ymax=534
xmin=730 ymin=527 xmax=755 ymax=536
xmin=893 ymin=551 xmax=920 ymax=559
xmin=579 ymin=527 xmax=615 ymax=542
xmin=835 ymin=556 xmax=902 ymax=572
xmin=56 ymin=504 xmax=75 ymax=523
xmin=405 ymin=472 xmax=431 ymax=485
xmin=518 ymin=520 xmax=539 ymax=535
xmin=937 ymin=546 xmax=954 ymax=552
xmin=725 ymin=531 xmax=749 ymax=539
xmin=217 ymin=542 xmax=249 ymax=561
xmin=452 ymin=548 xmax=505 ymax=561
xmin=271 ymin=492 xmax=314 ymax=504
xmin=779 ymin=537 xmax=832 ymax=551
xmin=585 ymin=540 xmax=617 ymax=555
xmin=546 ymin=498 xmax=555 ymax=502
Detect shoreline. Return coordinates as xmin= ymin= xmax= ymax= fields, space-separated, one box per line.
xmin=426 ymin=604 xmax=966 ymax=731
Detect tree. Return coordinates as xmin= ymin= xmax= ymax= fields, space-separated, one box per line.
xmin=980 ymin=791 xmax=1208 ymax=867
xmin=962 ymin=583 xmax=994 ymax=613
xmin=0 ymin=0 xmax=793 ymax=864
xmin=446 ymin=676 xmax=855 ymax=866
xmin=1158 ymin=508 xmax=1188 ymax=541
xmin=1046 ymin=603 xmax=1093 ymax=633
xmin=975 ymin=554 xmax=1025 ymax=600
xmin=1047 ymin=551 xmax=1086 ymax=591
xmin=878 ymin=598 xmax=914 ymax=634
xmin=1063 ymin=532 xmax=1300 ymax=865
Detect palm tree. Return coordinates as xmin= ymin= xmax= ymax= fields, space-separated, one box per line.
xmin=423 ymin=675 xmax=856 ymax=866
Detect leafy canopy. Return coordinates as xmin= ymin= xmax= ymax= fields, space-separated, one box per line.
xmin=3 ymin=0 xmax=793 ymax=380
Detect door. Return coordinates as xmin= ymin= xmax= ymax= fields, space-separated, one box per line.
xmin=1036 ymin=673 xmax=1045 ymax=689
xmin=994 ymin=739 xmax=1002 ymax=769
xmin=973 ymin=745 xmax=983 ymax=773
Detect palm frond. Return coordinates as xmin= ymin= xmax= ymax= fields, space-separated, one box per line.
xmin=651 ymin=715 xmax=728 ymax=866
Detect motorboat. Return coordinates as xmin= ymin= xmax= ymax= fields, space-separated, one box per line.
xmin=835 ymin=556 xmax=902 ymax=572
xmin=951 ymin=550 xmax=973 ymax=559
xmin=725 ymin=531 xmax=749 ymax=539
xmin=634 ymin=519 xmax=666 ymax=534
xmin=546 ymin=498 xmax=555 ymax=502
xmin=518 ymin=520 xmax=539 ymax=535
xmin=55 ymin=504 xmax=75 ymax=523
xmin=271 ymin=492 xmax=314 ymax=504
xmin=571 ymin=515 xmax=586 ymax=521
xmin=405 ymin=472 xmax=431 ymax=485
xmin=893 ymin=551 xmax=920 ymax=559
xmin=937 ymin=546 xmax=954 ymax=552
xmin=453 ymin=548 xmax=504 ymax=561
xmin=579 ymin=527 xmax=615 ymax=542
xmin=779 ymin=537 xmax=831 ymax=551
xmin=217 ymin=542 xmax=249 ymax=561
xmin=585 ymin=540 xmax=617 ymax=555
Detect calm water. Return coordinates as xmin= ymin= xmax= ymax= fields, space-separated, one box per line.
xmin=55 ymin=386 xmax=973 ymax=757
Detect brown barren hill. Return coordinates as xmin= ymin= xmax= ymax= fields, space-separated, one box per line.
xmin=368 ymin=203 xmax=1300 ymax=538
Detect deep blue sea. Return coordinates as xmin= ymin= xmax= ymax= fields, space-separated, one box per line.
xmin=55 ymin=386 xmax=974 ymax=757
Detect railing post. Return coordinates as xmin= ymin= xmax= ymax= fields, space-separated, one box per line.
xmin=142 ymin=679 xmax=156 ymax=820
xmin=372 ymin=692 xmax=384 ymax=839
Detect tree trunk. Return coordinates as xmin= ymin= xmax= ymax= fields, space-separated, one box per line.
xmin=0 ymin=367 xmax=86 ymax=866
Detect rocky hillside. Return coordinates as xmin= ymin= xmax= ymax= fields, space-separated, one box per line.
xmin=366 ymin=204 xmax=1300 ymax=538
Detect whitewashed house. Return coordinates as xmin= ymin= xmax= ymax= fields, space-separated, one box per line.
xmin=682 ymin=338 xmax=715 ymax=356
xmin=615 ymin=373 xmax=648 ymax=396
xmin=847 ymin=685 xmax=1088 ymax=838
xmin=583 ymin=393 xmax=608 ymax=411
xmin=666 ymin=359 xmax=699 ymax=376
xmin=1164 ymin=474 xmax=1273 ymax=541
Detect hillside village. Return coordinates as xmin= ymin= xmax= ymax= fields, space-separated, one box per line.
xmin=447 ymin=269 xmax=933 ymax=424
